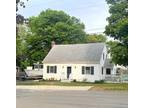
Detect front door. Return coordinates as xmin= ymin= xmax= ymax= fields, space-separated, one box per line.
xmin=67 ymin=67 xmax=71 ymax=79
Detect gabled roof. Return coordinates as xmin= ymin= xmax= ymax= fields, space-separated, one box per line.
xmin=104 ymin=59 xmax=114 ymax=68
xmin=42 ymin=43 xmax=106 ymax=64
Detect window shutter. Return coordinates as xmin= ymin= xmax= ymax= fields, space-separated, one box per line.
xmin=91 ymin=67 xmax=94 ymax=75
xmin=103 ymin=53 xmax=105 ymax=60
xmin=55 ymin=66 xmax=57 ymax=73
xmin=102 ymin=67 xmax=103 ymax=75
xmin=82 ymin=66 xmax=85 ymax=74
xmin=47 ymin=66 xmax=49 ymax=73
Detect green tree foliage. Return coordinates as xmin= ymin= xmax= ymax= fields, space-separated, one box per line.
xmin=16 ymin=24 xmax=30 ymax=69
xmin=105 ymin=0 xmax=128 ymax=66
xmin=107 ymin=41 xmax=128 ymax=66
xmin=27 ymin=9 xmax=86 ymax=65
xmin=86 ymin=34 xmax=107 ymax=43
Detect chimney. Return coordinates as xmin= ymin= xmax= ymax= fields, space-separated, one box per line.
xmin=51 ymin=41 xmax=55 ymax=48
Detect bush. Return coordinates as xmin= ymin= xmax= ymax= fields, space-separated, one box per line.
xmin=94 ymin=80 xmax=105 ymax=84
xmin=72 ymin=79 xmax=77 ymax=82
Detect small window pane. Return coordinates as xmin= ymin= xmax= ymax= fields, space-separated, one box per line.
xmin=50 ymin=66 xmax=54 ymax=73
xmin=86 ymin=67 xmax=91 ymax=74
xmin=106 ymin=68 xmax=111 ymax=75
xmin=40 ymin=65 xmax=43 ymax=69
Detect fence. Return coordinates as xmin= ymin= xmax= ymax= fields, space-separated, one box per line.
xmin=104 ymin=74 xmax=128 ymax=83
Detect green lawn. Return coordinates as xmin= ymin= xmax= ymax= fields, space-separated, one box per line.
xmin=89 ymin=83 xmax=128 ymax=91
xmin=16 ymin=80 xmax=97 ymax=86
xmin=16 ymin=80 xmax=128 ymax=91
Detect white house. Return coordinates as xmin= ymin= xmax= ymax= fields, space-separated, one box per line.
xmin=42 ymin=43 xmax=116 ymax=82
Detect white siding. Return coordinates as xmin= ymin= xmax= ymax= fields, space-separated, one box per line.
xmin=103 ymin=65 xmax=117 ymax=77
xmin=99 ymin=45 xmax=107 ymax=80
xmin=42 ymin=45 xmax=111 ymax=82
xmin=100 ymin=45 xmax=107 ymax=66
xmin=43 ymin=63 xmax=103 ymax=82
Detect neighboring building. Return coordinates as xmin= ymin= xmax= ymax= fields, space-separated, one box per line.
xmin=16 ymin=66 xmax=27 ymax=80
xmin=24 ymin=63 xmax=43 ymax=79
xmin=42 ymin=43 xmax=116 ymax=82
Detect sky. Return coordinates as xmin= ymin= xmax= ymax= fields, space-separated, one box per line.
xmin=18 ymin=0 xmax=110 ymax=34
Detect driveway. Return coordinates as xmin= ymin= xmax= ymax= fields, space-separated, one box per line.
xmin=17 ymin=89 xmax=128 ymax=108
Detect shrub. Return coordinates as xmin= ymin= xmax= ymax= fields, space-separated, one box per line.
xmin=72 ymin=79 xmax=77 ymax=82
xmin=94 ymin=80 xmax=104 ymax=84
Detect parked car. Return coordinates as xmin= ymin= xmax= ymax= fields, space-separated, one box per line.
xmin=16 ymin=72 xmax=27 ymax=81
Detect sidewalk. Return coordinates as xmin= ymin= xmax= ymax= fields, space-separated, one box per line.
xmin=16 ymin=85 xmax=92 ymax=91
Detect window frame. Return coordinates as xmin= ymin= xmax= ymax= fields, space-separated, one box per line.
xmin=106 ymin=68 xmax=111 ymax=75
xmin=82 ymin=66 xmax=94 ymax=75
xmin=47 ymin=66 xmax=57 ymax=74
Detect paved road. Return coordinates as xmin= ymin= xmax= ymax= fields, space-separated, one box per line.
xmin=17 ymin=89 xmax=128 ymax=108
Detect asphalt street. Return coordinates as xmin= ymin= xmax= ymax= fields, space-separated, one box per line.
xmin=17 ymin=89 xmax=128 ymax=108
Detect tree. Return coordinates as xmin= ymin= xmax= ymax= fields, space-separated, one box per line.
xmin=107 ymin=41 xmax=128 ymax=66
xmin=105 ymin=0 xmax=128 ymax=66
xmin=27 ymin=9 xmax=86 ymax=65
xmin=16 ymin=0 xmax=29 ymax=39
xmin=16 ymin=24 xmax=31 ymax=69
xmin=16 ymin=0 xmax=29 ymax=24
xmin=86 ymin=34 xmax=107 ymax=43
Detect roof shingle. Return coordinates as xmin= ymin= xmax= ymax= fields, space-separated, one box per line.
xmin=42 ymin=43 xmax=105 ymax=64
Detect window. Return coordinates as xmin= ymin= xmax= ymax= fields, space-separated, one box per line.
xmin=82 ymin=66 xmax=94 ymax=75
xmin=86 ymin=67 xmax=91 ymax=74
xmin=47 ymin=66 xmax=57 ymax=73
xmin=39 ymin=65 xmax=43 ymax=69
xmin=50 ymin=66 xmax=54 ymax=73
xmin=106 ymin=68 xmax=111 ymax=75
xmin=33 ymin=64 xmax=43 ymax=70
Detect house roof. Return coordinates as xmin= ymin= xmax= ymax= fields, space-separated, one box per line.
xmin=104 ymin=59 xmax=114 ymax=68
xmin=42 ymin=43 xmax=106 ymax=64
